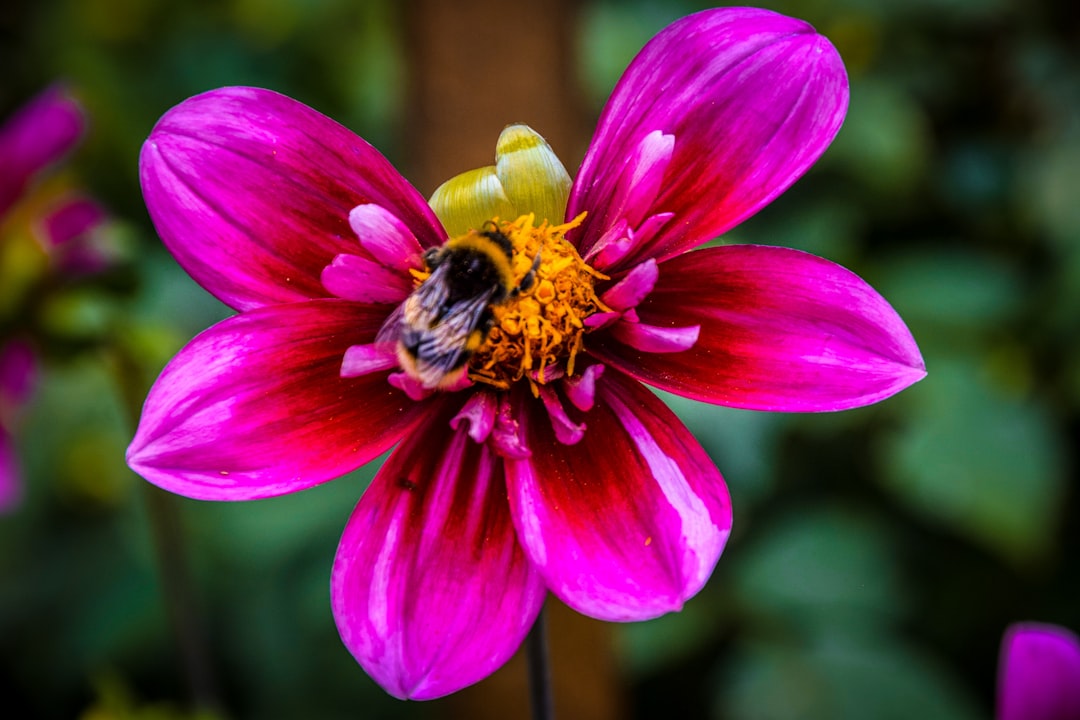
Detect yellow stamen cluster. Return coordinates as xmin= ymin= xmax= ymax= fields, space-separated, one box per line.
xmin=471 ymin=213 xmax=607 ymax=391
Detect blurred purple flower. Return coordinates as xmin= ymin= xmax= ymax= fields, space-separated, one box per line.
xmin=999 ymin=623 xmax=1080 ymax=720
xmin=127 ymin=8 xmax=924 ymax=699
xmin=0 ymin=84 xmax=114 ymax=513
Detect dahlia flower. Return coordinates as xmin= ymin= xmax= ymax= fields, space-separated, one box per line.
xmin=998 ymin=623 xmax=1080 ymax=720
xmin=127 ymin=8 xmax=924 ymax=699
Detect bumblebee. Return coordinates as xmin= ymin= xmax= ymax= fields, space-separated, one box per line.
xmin=380 ymin=224 xmax=539 ymax=389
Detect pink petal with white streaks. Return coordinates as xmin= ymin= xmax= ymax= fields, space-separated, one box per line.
xmin=332 ymin=404 xmax=545 ymax=700
xmin=569 ymin=8 xmax=848 ymax=270
xmin=601 ymin=259 xmax=659 ymax=312
xmin=506 ymin=371 xmax=731 ymax=621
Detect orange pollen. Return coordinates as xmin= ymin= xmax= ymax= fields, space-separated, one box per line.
xmin=469 ymin=213 xmax=607 ymax=391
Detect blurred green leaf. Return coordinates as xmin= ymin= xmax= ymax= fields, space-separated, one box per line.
xmin=731 ymin=505 xmax=905 ymax=628
xmin=871 ymin=248 xmax=1026 ymax=334
xmin=878 ymin=358 xmax=1067 ymax=564
xmin=827 ymin=78 xmax=931 ymax=198
xmin=716 ymin=632 xmax=981 ymax=720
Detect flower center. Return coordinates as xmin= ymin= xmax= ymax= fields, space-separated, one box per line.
xmin=412 ymin=213 xmax=607 ymax=391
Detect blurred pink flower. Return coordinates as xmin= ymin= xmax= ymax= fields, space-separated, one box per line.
xmin=999 ymin=623 xmax=1080 ymax=720
xmin=36 ymin=193 xmax=113 ymax=275
xmin=127 ymin=8 xmax=924 ymax=699
xmin=0 ymin=85 xmax=85 ymax=218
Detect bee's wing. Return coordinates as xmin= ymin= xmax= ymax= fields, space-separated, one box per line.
xmin=375 ymin=302 xmax=406 ymax=348
xmin=415 ymin=291 xmax=496 ymax=377
xmin=405 ymin=264 xmax=452 ymax=328
xmin=376 ymin=263 xmax=452 ymax=349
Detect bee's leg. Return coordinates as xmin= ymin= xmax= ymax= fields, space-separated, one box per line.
xmin=477 ymin=307 xmax=495 ymax=336
xmin=515 ymin=250 xmax=543 ymax=295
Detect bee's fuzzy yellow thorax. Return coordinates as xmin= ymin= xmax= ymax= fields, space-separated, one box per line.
xmin=468 ymin=213 xmax=608 ymax=391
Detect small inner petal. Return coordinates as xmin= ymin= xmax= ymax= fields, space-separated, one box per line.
xmin=341 ymin=343 xmax=399 ymax=378
xmin=611 ymin=319 xmax=700 ymax=353
xmin=538 ymin=385 xmax=586 ymax=445
xmin=449 ymin=389 xmax=498 ymax=443
xmin=428 ymin=166 xmax=516 ymax=239
xmin=322 ymin=253 xmax=413 ymax=304
xmin=562 ymin=363 xmax=605 ymax=412
xmin=492 ymin=393 xmax=531 ymax=459
xmin=601 ymin=259 xmax=659 ymax=312
xmin=349 ymin=204 xmax=427 ymax=270
xmin=605 ymin=130 xmax=675 ymax=231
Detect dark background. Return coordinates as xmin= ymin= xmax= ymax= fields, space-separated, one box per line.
xmin=1 ymin=0 xmax=1077 ymax=718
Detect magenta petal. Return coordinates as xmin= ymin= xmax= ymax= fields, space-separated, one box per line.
xmin=332 ymin=404 xmax=546 ymax=700
xmin=609 ymin=318 xmax=699 ymax=353
xmin=506 ymin=372 xmax=731 ymax=621
xmin=0 ymin=85 xmax=85 ymax=217
xmin=127 ymin=300 xmax=427 ymax=499
xmin=592 ymin=245 xmax=925 ymax=411
xmin=39 ymin=196 xmax=113 ymax=274
xmin=340 ymin=342 xmax=398 ymax=378
xmin=321 ymin=253 xmax=413 ymax=304
xmin=563 ymin=364 xmax=605 ymax=412
xmin=569 ymin=8 xmax=848 ymax=268
xmin=601 ymin=259 xmax=658 ymax=311
xmin=537 ymin=385 xmax=586 ymax=445
xmin=449 ymin=390 xmax=497 ymax=444
xmin=349 ymin=203 xmax=431 ymax=268
xmin=492 ymin=394 xmax=531 ymax=459
xmin=600 ymin=130 xmax=674 ymax=232
xmin=998 ymin=623 xmax=1080 ymax=720
xmin=140 ymin=87 xmax=444 ymax=311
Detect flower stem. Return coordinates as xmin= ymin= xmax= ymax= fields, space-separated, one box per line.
xmin=526 ymin=601 xmax=554 ymax=720
xmin=108 ymin=343 xmax=221 ymax=714
xmin=140 ymin=483 xmax=221 ymax=713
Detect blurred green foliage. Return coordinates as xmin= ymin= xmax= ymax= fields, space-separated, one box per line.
xmin=2 ymin=0 xmax=1078 ymax=718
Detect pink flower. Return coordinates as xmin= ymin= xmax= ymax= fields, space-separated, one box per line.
xmin=998 ymin=623 xmax=1080 ymax=720
xmin=127 ymin=8 xmax=924 ymax=699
